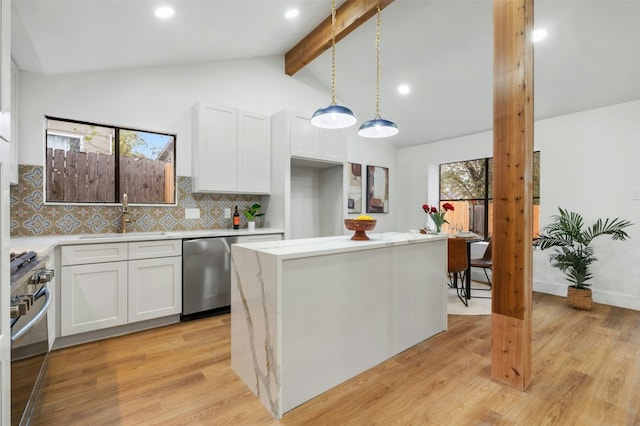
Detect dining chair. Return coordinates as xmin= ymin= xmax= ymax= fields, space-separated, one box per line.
xmin=447 ymin=237 xmax=468 ymax=306
xmin=470 ymin=238 xmax=492 ymax=288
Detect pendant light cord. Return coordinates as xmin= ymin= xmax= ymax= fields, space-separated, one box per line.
xmin=374 ymin=1 xmax=381 ymax=119
xmin=358 ymin=0 xmax=398 ymax=138
xmin=330 ymin=0 xmax=337 ymax=105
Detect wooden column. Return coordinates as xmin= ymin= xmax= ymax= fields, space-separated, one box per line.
xmin=491 ymin=0 xmax=534 ymax=390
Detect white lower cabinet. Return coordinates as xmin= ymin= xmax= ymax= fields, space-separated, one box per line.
xmin=61 ymin=261 xmax=128 ymax=336
xmin=128 ymin=256 xmax=181 ymax=322
xmin=60 ymin=240 xmax=181 ymax=337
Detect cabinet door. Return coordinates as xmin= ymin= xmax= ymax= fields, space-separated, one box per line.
xmin=192 ymin=103 xmax=237 ymax=192
xmin=128 ymin=257 xmax=182 ymax=322
xmin=237 ymin=110 xmax=271 ymax=194
xmin=0 ymin=0 xmax=9 ymax=145
xmin=8 ymin=61 xmax=17 ymax=184
xmin=318 ymin=128 xmax=346 ymax=162
xmin=290 ymin=112 xmax=319 ymax=159
xmin=61 ymin=262 xmax=128 ymax=336
xmin=0 ymin=0 xmax=9 ymax=114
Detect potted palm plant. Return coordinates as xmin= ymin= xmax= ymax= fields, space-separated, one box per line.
xmin=535 ymin=207 xmax=632 ymax=310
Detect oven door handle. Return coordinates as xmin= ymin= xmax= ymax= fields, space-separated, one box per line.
xmin=11 ymin=288 xmax=51 ymax=343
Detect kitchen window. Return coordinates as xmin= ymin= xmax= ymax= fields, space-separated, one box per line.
xmin=439 ymin=151 xmax=540 ymax=240
xmin=44 ymin=117 xmax=176 ymax=205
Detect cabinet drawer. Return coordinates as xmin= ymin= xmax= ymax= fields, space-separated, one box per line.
xmin=128 ymin=239 xmax=182 ymax=260
xmin=61 ymin=243 xmax=128 ymax=266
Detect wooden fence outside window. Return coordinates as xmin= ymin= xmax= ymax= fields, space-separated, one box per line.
xmin=46 ymin=148 xmax=174 ymax=204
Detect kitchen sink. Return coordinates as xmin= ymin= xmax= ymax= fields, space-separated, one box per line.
xmin=78 ymin=231 xmax=168 ymax=239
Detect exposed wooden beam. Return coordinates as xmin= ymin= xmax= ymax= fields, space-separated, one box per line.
xmin=285 ymin=0 xmax=395 ymax=76
xmin=491 ymin=0 xmax=534 ymax=391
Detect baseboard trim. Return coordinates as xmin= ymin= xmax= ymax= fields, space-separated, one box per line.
xmin=52 ymin=315 xmax=180 ymax=350
xmin=533 ymin=280 xmax=639 ymax=311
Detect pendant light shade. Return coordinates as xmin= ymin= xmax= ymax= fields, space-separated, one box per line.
xmin=311 ymin=0 xmax=356 ymax=130
xmin=358 ymin=0 xmax=398 ymax=138
xmin=357 ymin=117 xmax=399 ymax=138
xmin=311 ymin=104 xmax=357 ymax=129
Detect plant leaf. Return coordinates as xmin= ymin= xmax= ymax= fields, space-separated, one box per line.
xmin=536 ymin=207 xmax=633 ymax=287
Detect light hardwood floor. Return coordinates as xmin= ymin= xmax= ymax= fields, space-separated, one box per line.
xmin=32 ymin=292 xmax=640 ymax=425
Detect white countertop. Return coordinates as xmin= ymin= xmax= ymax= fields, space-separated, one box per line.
xmin=10 ymin=228 xmax=284 ymax=256
xmin=233 ymin=232 xmax=448 ymax=260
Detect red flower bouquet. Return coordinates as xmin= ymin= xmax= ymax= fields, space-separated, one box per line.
xmin=422 ymin=202 xmax=454 ymax=233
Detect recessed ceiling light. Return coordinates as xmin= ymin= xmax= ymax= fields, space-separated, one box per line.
xmin=285 ymin=9 xmax=299 ymax=19
xmin=532 ymin=28 xmax=547 ymax=43
xmin=397 ymin=84 xmax=410 ymax=95
xmin=154 ymin=5 xmax=175 ymax=20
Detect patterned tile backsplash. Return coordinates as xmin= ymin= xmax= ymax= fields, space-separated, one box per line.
xmin=10 ymin=165 xmax=263 ymax=237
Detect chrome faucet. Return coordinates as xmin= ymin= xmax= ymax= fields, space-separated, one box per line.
xmin=120 ymin=193 xmax=132 ymax=233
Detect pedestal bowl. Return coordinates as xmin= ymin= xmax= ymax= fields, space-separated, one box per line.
xmin=344 ymin=219 xmax=377 ymax=241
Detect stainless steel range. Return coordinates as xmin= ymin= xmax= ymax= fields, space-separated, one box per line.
xmin=10 ymin=251 xmax=53 ymax=426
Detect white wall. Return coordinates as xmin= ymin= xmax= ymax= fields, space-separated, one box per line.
xmin=397 ymin=100 xmax=640 ymax=310
xmin=346 ymin=134 xmax=398 ymax=233
xmin=290 ymin=165 xmax=320 ymax=239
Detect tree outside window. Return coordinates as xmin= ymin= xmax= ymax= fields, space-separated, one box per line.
xmin=439 ymin=152 xmax=540 ymax=240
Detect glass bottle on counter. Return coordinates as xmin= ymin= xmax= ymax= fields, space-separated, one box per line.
xmin=233 ymin=205 xmax=240 ymax=229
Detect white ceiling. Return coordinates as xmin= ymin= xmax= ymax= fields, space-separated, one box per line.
xmin=11 ymin=0 xmax=640 ymax=148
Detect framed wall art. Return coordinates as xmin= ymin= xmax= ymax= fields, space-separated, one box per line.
xmin=366 ymin=165 xmax=389 ymax=213
xmin=347 ymin=163 xmax=362 ymax=214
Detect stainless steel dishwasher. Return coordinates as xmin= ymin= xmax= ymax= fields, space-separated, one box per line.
xmin=182 ymin=234 xmax=282 ymax=320
xmin=182 ymin=236 xmax=237 ymax=319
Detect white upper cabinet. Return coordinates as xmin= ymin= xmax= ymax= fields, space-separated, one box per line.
xmin=0 ymin=0 xmax=11 ymax=144
xmin=289 ymin=111 xmax=346 ymax=163
xmin=192 ymin=103 xmax=237 ymax=193
xmin=9 ymin=61 xmax=18 ymax=184
xmin=192 ymin=102 xmax=270 ymax=194
xmin=237 ymin=110 xmax=271 ymax=194
xmin=290 ymin=112 xmax=318 ymax=158
xmin=317 ymin=126 xmax=347 ymax=163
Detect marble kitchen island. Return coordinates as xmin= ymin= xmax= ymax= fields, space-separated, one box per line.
xmin=230 ymin=232 xmax=448 ymax=419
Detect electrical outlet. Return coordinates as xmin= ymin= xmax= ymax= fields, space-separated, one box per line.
xmin=185 ymin=208 xmax=200 ymax=219
xmin=632 ymin=189 xmax=640 ymax=200
xmin=224 ymin=208 xmax=231 ymax=218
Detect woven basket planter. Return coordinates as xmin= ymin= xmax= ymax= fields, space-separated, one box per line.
xmin=567 ymin=286 xmax=593 ymax=310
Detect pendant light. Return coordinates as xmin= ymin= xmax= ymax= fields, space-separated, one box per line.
xmin=311 ymin=0 xmax=357 ymax=129
xmin=357 ymin=0 xmax=399 ymax=138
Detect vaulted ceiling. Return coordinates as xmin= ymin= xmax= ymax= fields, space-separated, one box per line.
xmin=11 ymin=0 xmax=640 ymax=148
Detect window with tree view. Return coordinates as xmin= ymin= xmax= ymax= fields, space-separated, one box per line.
xmin=45 ymin=117 xmax=176 ymax=205
xmin=439 ymin=151 xmax=540 ymax=240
